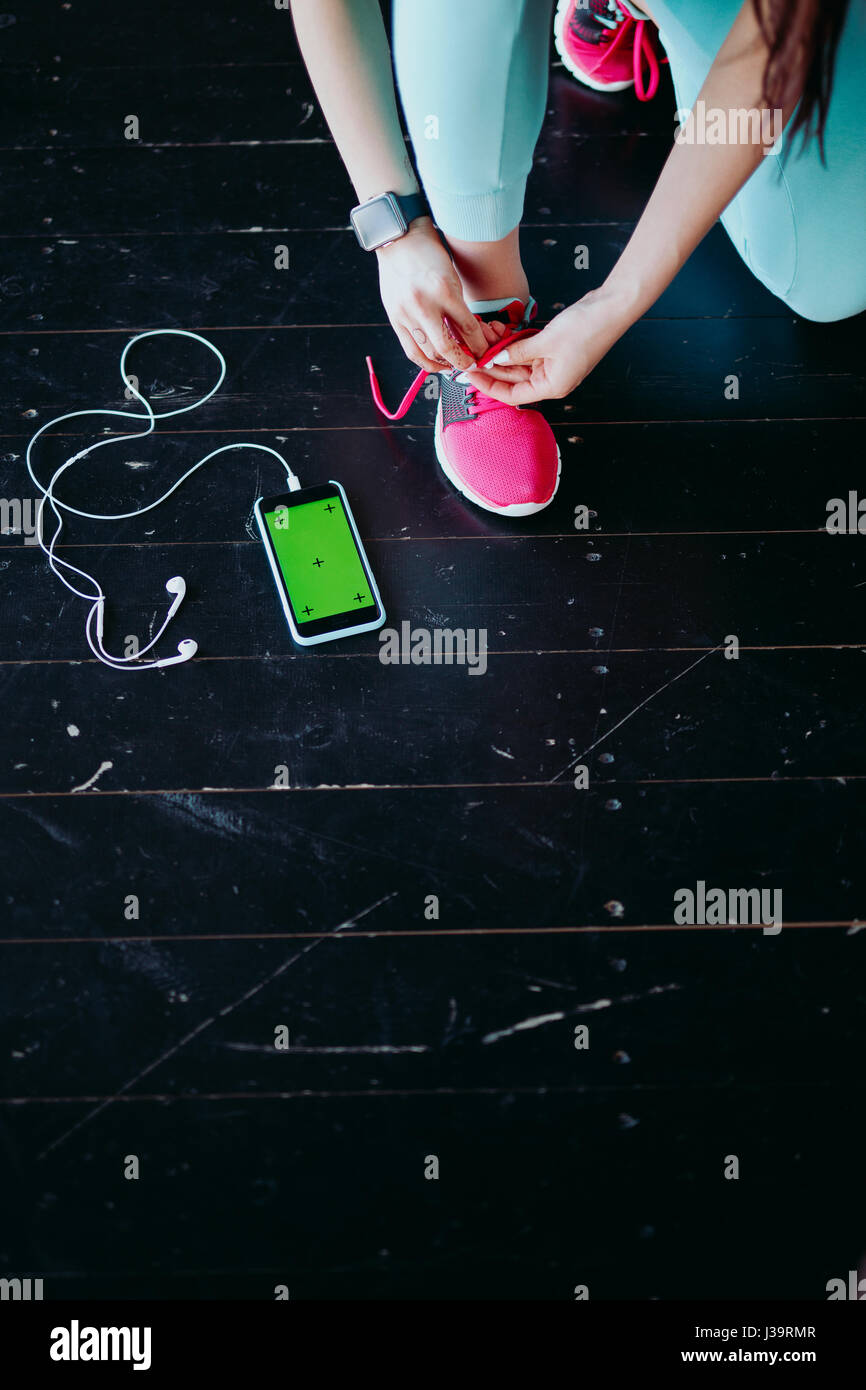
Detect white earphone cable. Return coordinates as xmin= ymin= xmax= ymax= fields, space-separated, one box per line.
xmin=25 ymin=328 xmax=300 ymax=671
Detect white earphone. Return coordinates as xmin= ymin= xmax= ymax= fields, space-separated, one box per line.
xmin=25 ymin=329 xmax=299 ymax=671
xmin=87 ymin=576 xmax=198 ymax=670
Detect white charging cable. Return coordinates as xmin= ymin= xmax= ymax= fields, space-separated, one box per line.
xmin=25 ymin=328 xmax=301 ymax=670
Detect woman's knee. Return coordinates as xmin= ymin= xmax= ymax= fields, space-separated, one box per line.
xmin=780 ymin=278 xmax=866 ymax=324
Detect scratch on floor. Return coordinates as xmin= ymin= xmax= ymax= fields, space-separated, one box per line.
xmin=70 ymin=760 xmax=113 ymax=794
xmin=481 ymin=983 xmax=681 ymax=1044
xmin=548 ymin=643 xmax=724 ymax=783
xmin=482 ymin=1011 xmax=565 ymax=1044
xmin=491 ymin=746 xmax=515 ymax=760
xmin=573 ymin=984 xmax=680 ymax=1012
xmin=36 ymin=891 xmax=397 ymax=1161
xmin=510 ymin=972 xmax=581 ymax=991
xmin=7 ymin=802 xmax=81 ymax=848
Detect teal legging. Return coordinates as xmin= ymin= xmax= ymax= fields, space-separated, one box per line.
xmin=391 ymin=0 xmax=866 ymax=322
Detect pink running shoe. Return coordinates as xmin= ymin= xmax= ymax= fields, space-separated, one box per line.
xmin=554 ymin=0 xmax=664 ymax=101
xmin=366 ymin=300 xmax=561 ymax=518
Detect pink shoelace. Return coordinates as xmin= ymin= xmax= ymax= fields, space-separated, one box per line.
xmin=366 ymin=327 xmax=539 ymax=422
xmin=632 ymin=19 xmax=660 ymax=102
xmin=589 ymin=1 xmax=662 ymax=102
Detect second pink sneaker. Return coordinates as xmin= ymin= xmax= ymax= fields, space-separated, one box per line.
xmin=366 ymin=301 xmax=561 ymax=518
xmin=554 ymin=0 xmax=663 ymax=101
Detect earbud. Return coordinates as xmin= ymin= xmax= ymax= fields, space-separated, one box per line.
xmin=154 ymin=638 xmax=198 ymax=669
xmin=86 ymin=579 xmax=195 ymax=669
xmin=164 ymin=575 xmax=186 ymax=619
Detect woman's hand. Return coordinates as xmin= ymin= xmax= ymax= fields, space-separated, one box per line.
xmin=376 ymin=217 xmax=491 ymax=374
xmin=460 ymin=285 xmax=637 ymax=405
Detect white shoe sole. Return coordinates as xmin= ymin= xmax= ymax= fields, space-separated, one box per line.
xmin=553 ymin=0 xmax=635 ymax=92
xmin=434 ymin=408 xmax=562 ymax=518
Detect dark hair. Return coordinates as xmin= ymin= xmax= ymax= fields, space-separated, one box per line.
xmin=753 ymin=0 xmax=850 ymax=158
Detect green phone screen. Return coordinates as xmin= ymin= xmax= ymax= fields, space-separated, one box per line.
xmin=262 ymin=494 xmax=372 ymax=623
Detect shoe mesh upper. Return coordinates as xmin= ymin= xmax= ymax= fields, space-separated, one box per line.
xmin=439 ymin=388 xmax=559 ymax=508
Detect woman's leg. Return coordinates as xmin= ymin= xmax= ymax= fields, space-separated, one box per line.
xmin=391 ymin=0 xmax=554 ymax=307
xmin=644 ymin=0 xmax=866 ymax=322
xmin=386 ymin=0 xmax=561 ymax=517
xmin=447 ymin=228 xmax=530 ymax=308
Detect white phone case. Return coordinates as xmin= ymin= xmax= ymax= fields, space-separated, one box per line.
xmin=254 ymin=480 xmax=386 ymax=646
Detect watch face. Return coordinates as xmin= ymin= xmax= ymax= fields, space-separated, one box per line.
xmin=352 ymin=194 xmax=405 ymax=250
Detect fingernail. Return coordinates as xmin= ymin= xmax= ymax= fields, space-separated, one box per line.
xmin=491 ymin=349 xmax=510 ymax=365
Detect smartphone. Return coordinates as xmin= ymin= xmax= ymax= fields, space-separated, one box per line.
xmin=254 ymin=481 xmax=385 ymax=646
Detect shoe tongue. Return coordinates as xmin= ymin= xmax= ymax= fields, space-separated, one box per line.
xmin=467 ymin=296 xmax=533 ymax=328
xmin=483 ymin=298 xmax=524 ymax=327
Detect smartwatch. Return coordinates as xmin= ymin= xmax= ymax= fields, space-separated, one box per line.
xmin=350 ymin=190 xmax=429 ymax=251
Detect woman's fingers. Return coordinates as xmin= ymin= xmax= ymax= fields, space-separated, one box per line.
xmin=473 ymin=361 xmax=533 ymax=382
xmin=395 ymin=325 xmax=446 ymax=375
xmin=460 ymin=368 xmax=545 ymax=405
xmin=421 ymin=314 xmax=476 ymax=371
xmin=442 ymin=305 xmax=488 ymax=362
xmin=473 ymin=329 xmax=545 ymax=381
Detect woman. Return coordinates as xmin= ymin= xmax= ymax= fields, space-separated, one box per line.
xmin=291 ymin=0 xmax=864 ymax=516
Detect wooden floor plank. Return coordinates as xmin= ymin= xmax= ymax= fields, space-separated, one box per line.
xmin=3 ymin=419 xmax=859 ymax=542
xmin=0 ymin=138 xmax=674 ymax=236
xmin=3 ymin=930 xmax=863 ymax=1100
xmin=0 ymin=646 xmax=863 ymax=791
xmin=0 ymin=64 xmax=677 ymax=147
xmin=1 ymin=1088 xmax=862 ymax=1299
xmin=4 ymin=320 xmax=863 ymax=434
xmin=0 ymin=222 xmax=788 ymax=334
xmin=1 ymin=781 xmax=862 ymax=940
xmin=1 ymin=532 xmax=861 ymax=660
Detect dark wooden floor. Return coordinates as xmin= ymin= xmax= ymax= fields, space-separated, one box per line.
xmin=1 ymin=1 xmax=864 ymax=1300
